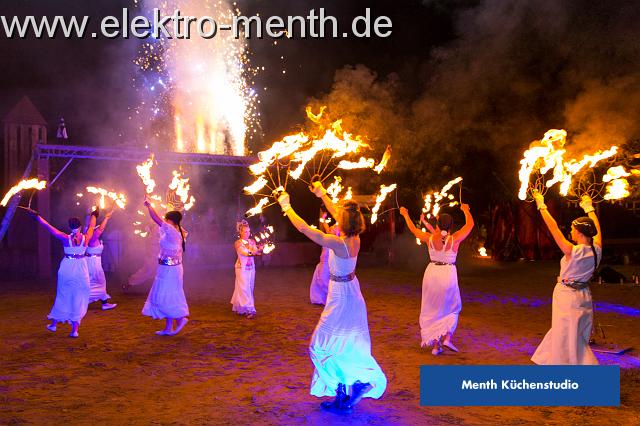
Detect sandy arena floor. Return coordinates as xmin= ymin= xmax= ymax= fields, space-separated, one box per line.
xmin=1 ymin=256 xmax=639 ymax=425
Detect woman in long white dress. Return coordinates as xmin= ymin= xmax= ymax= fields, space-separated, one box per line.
xmin=277 ymin=182 xmax=387 ymax=414
xmin=309 ymin=210 xmax=338 ymax=305
xmin=84 ymin=208 xmax=117 ymax=310
xmin=141 ymin=197 xmax=189 ymax=336
xmin=531 ymin=192 xmax=600 ymax=365
xmin=231 ymin=220 xmax=262 ymax=319
xmin=27 ymin=208 xmax=97 ymax=338
xmin=400 ymin=204 xmax=474 ymax=355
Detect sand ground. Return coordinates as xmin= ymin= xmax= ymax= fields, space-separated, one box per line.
xmin=1 ymin=255 xmax=639 ymax=425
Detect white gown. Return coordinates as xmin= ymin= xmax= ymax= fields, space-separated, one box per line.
xmin=309 ymin=245 xmax=387 ymax=400
xmin=142 ymin=223 xmax=189 ymax=319
xmin=48 ymin=235 xmax=91 ymax=324
xmin=86 ymin=241 xmax=110 ymax=302
xmin=310 ymin=247 xmax=330 ymax=305
xmin=231 ymin=240 xmax=256 ymax=315
xmin=420 ymin=236 xmax=461 ymax=347
xmin=532 ymin=244 xmax=601 ymax=365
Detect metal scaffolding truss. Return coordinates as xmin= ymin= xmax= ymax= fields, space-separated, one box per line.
xmin=35 ymin=144 xmax=256 ymax=167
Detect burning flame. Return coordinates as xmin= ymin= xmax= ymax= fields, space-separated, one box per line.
xmin=478 ymin=247 xmax=488 ymax=257
xmin=85 ymin=186 xmax=127 ymax=210
xmin=603 ymin=166 xmax=631 ymax=182
xmin=337 ymin=157 xmax=375 ymax=170
xmin=518 ymin=129 xmax=618 ymax=200
xmin=168 ymin=170 xmax=196 ymax=211
xmin=370 ymin=184 xmax=397 ymax=224
xmin=604 ymin=178 xmax=630 ymax=200
xmin=243 ymin=176 xmax=269 ymax=195
xmin=422 ymin=177 xmax=462 ymax=219
xmin=246 ymin=197 xmax=269 ymax=217
xmin=344 ymin=187 xmax=353 ymax=200
xmin=326 ymin=176 xmax=344 ymax=203
xmin=373 ymin=145 xmax=392 ymax=174
xmin=1 ymin=179 xmax=47 ymax=207
xmin=136 ymin=156 xmax=156 ymax=194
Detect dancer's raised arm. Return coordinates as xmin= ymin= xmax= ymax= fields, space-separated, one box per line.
xmin=400 ymin=207 xmax=431 ymax=243
xmin=311 ymin=181 xmax=339 ymax=220
xmin=452 ymin=204 xmax=474 ymax=245
xmin=26 ymin=209 xmax=67 ymax=242
xmin=278 ymin=192 xmax=347 ymax=255
xmin=144 ymin=196 xmax=164 ymax=227
xmin=533 ymin=192 xmax=573 ymax=256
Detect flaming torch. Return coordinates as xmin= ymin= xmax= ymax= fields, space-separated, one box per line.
xmin=370 ymin=184 xmax=397 ymax=224
xmin=136 ymin=155 xmax=156 ymax=194
xmin=1 ymin=179 xmax=47 ymax=207
xmin=422 ymin=177 xmax=463 ymax=219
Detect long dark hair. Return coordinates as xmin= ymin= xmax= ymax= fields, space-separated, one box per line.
xmin=165 ymin=211 xmax=186 ymax=252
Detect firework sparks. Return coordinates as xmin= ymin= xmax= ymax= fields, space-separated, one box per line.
xmin=136 ymin=0 xmax=258 ymax=155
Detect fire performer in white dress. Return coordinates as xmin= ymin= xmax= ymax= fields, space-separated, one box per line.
xmin=531 ymin=192 xmax=600 ymax=365
xmin=277 ymin=182 xmax=387 ymax=414
xmin=400 ymin=204 xmax=474 ymax=355
xmin=141 ymin=197 xmax=189 ymax=336
xmin=309 ymin=210 xmax=339 ymax=305
xmin=26 ymin=208 xmax=97 ymax=338
xmin=84 ymin=209 xmax=117 ymax=310
xmin=231 ymin=220 xmax=262 ymax=319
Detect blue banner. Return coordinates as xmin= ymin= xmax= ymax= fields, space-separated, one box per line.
xmin=420 ymin=365 xmax=619 ymax=406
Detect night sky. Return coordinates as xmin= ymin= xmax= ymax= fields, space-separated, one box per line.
xmin=1 ymin=0 xmax=639 ymax=211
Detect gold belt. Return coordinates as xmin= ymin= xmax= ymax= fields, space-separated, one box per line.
xmin=330 ymin=272 xmax=355 ymax=282
xmin=430 ymin=261 xmax=456 ymax=266
xmin=85 ymin=254 xmax=101 ymax=258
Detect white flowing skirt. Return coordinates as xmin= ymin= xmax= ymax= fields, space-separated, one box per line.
xmin=231 ymin=266 xmax=256 ymax=314
xmin=86 ymin=256 xmax=110 ymax=302
xmin=48 ymin=258 xmax=90 ymax=323
xmin=309 ymin=261 xmax=330 ymax=305
xmin=309 ymin=277 xmax=387 ymax=399
xmin=142 ymin=264 xmax=189 ymax=319
xmin=128 ymin=258 xmax=157 ymax=287
xmin=420 ymin=264 xmax=461 ymax=347
xmin=531 ymin=283 xmax=598 ymax=365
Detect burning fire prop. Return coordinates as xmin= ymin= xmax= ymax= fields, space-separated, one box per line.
xmin=81 ymin=186 xmax=127 ymax=210
xmin=244 ymin=107 xmax=392 ymax=217
xmin=517 ymin=129 xmax=622 ymax=202
xmin=370 ymin=184 xmax=397 ymax=225
xmin=253 ymin=225 xmax=276 ymax=254
xmin=134 ymin=156 xmax=197 ymax=237
xmin=422 ymin=177 xmax=463 ymax=219
xmin=1 ymin=179 xmax=47 ymax=207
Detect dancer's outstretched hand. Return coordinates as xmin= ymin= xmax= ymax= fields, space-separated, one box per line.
xmin=580 ymin=194 xmax=595 ymax=214
xmin=460 ymin=203 xmax=470 ymax=213
xmin=532 ymin=191 xmax=546 ymax=210
xmin=143 ymin=195 xmax=151 ymax=207
xmin=277 ymin=192 xmax=291 ymax=213
xmin=399 ymin=207 xmax=408 ymax=217
xmin=310 ymin=181 xmax=326 ymax=198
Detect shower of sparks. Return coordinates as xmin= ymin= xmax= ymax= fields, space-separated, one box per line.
xmin=133 ymin=0 xmax=260 ymax=155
